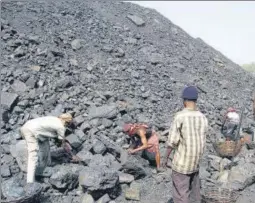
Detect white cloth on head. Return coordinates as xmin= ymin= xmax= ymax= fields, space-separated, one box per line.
xmin=226 ymin=112 xmax=240 ymax=124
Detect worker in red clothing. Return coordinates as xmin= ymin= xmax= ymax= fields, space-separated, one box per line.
xmin=123 ymin=123 xmax=162 ymax=172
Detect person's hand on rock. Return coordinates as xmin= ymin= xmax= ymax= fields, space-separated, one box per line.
xmin=128 ymin=149 xmax=135 ymax=154
xmin=62 ymin=140 xmax=72 ymax=153
xmin=71 ymin=155 xmax=81 ymax=163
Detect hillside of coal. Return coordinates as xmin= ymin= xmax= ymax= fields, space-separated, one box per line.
xmin=1 ymin=1 xmax=255 ymax=203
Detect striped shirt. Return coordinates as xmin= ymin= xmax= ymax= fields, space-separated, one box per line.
xmin=167 ymin=108 xmax=208 ymax=174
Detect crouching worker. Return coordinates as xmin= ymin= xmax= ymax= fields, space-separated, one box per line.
xmin=20 ymin=113 xmax=78 ymax=183
xmin=123 ymin=123 xmax=162 ymax=172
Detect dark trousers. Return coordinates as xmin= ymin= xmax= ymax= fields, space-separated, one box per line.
xmin=172 ymin=170 xmax=201 ymax=203
xmin=224 ymin=123 xmax=238 ymax=140
xmin=141 ymin=150 xmax=156 ymax=166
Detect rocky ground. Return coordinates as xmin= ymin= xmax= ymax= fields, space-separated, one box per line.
xmin=1 ymin=0 xmax=255 ymax=203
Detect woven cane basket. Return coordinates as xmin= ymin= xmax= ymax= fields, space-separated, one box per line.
xmin=2 ymin=182 xmax=43 ymax=203
xmin=213 ymin=140 xmax=243 ymax=158
xmin=202 ymin=185 xmax=239 ymax=203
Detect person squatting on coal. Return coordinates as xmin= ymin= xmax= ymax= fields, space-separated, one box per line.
xmin=20 ymin=113 xmax=78 ymax=183
xmin=221 ymin=107 xmax=240 ymax=141
xmin=122 ymin=123 xmax=163 ymax=172
xmin=162 ymin=86 xmax=208 ymax=203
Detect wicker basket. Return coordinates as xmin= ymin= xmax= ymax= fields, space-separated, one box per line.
xmin=202 ymin=185 xmax=239 ymax=203
xmin=213 ymin=140 xmax=243 ymax=158
xmin=2 ymin=182 xmax=43 ymax=203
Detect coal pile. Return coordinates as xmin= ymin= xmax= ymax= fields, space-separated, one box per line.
xmin=1 ymin=1 xmax=255 ymax=203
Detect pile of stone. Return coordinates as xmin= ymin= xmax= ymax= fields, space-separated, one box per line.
xmin=1 ymin=0 xmax=255 ymax=202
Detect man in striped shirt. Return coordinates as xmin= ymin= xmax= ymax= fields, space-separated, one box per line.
xmin=163 ymin=86 xmax=208 ymax=203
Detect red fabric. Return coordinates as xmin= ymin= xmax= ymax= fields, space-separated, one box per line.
xmin=146 ymin=133 xmax=159 ymax=153
xmin=227 ymin=107 xmax=236 ymax=113
xmin=123 ymin=123 xmax=159 ymax=153
xmin=123 ymin=124 xmax=132 ymax=133
xmin=123 ymin=123 xmax=149 ymax=136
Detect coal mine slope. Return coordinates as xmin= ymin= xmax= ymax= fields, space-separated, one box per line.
xmin=1 ymin=1 xmax=255 ymax=129
xmin=1 ymin=1 xmax=255 ymax=203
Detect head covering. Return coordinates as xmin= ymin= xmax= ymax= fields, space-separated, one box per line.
xmin=227 ymin=107 xmax=236 ymax=113
xmin=181 ymin=86 xmax=198 ymax=100
xmin=123 ymin=123 xmax=133 ymax=133
xmin=123 ymin=123 xmax=148 ymax=136
xmin=59 ymin=113 xmax=73 ymax=122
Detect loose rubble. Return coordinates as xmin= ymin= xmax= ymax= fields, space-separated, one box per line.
xmin=1 ymin=0 xmax=255 ymax=203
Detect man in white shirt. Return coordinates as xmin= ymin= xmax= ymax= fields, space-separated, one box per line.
xmin=222 ymin=107 xmax=240 ymax=141
xmin=20 ymin=113 xmax=77 ymax=183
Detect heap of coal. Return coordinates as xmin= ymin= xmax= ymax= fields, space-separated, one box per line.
xmin=1 ymin=1 xmax=255 ymax=203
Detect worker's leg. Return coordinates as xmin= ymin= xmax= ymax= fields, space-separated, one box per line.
xmin=172 ymin=170 xmax=190 ymax=203
xmin=141 ymin=150 xmax=157 ymax=166
xmin=21 ymin=127 xmax=39 ymax=183
xmin=190 ymin=171 xmax=201 ymax=203
xmin=155 ymin=150 xmax=161 ymax=169
xmin=36 ymin=139 xmax=50 ymax=176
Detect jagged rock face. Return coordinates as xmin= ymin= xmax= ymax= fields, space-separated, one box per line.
xmin=1 ymin=1 xmax=255 ymax=203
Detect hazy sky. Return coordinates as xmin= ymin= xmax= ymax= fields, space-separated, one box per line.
xmin=131 ymin=1 xmax=255 ymax=65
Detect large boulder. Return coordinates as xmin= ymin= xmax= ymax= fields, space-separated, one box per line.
xmin=49 ymin=164 xmax=84 ymax=190
xmin=1 ymin=164 xmax=11 ymax=178
xmin=81 ymin=193 xmax=95 ymax=203
xmin=1 ymin=177 xmax=25 ymax=199
xmin=127 ymin=15 xmax=145 ymax=26
xmin=76 ymin=150 xmax=94 ymax=165
xmin=88 ymin=154 xmax=112 ymax=168
xmin=71 ymin=39 xmax=83 ymax=50
xmin=79 ymin=166 xmax=119 ymax=192
xmin=10 ymin=140 xmax=28 ymax=172
xmin=227 ymin=162 xmax=255 ymax=190
xmin=88 ymin=104 xmax=118 ymax=120
xmin=66 ymin=133 xmax=83 ymax=149
xmin=11 ymin=80 xmax=28 ymax=93
xmin=92 ymin=139 xmax=107 ymax=154
xmin=125 ymin=182 xmax=141 ymax=201
xmin=96 ymin=134 xmax=122 ymax=159
xmin=208 ymin=155 xmax=222 ymax=171
xmin=96 ymin=194 xmax=111 ymax=203
xmin=120 ymin=154 xmax=148 ymax=179
xmin=1 ymin=91 xmax=18 ymax=111
xmin=118 ymin=172 xmax=134 ymax=184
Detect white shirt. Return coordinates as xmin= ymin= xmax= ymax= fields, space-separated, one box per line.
xmin=226 ymin=112 xmax=240 ymax=124
xmin=23 ymin=116 xmax=66 ymax=141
